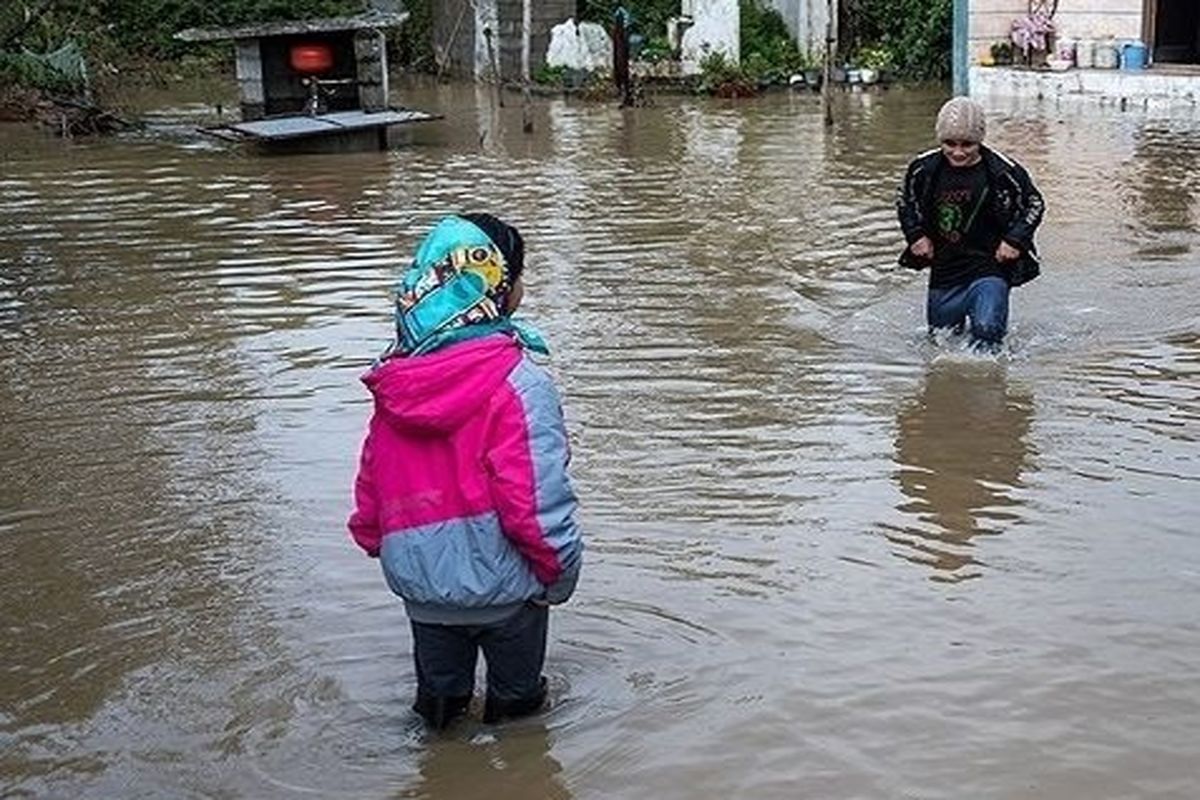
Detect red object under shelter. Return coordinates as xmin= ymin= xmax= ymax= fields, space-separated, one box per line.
xmin=290 ymin=42 xmax=334 ymax=74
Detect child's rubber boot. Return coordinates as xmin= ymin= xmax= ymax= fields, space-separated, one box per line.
xmin=413 ymin=692 xmax=472 ymax=730
xmin=482 ymin=676 xmax=547 ymax=724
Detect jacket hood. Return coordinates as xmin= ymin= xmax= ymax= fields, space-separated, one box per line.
xmin=363 ymin=335 xmax=523 ymax=434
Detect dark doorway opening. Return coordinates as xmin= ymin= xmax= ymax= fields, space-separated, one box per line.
xmin=1151 ymin=0 xmax=1200 ymax=64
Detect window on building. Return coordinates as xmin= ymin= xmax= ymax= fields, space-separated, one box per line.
xmin=1150 ymin=0 xmax=1200 ymax=64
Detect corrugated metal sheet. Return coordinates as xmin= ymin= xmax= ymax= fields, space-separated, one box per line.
xmin=205 ymin=109 xmax=439 ymax=142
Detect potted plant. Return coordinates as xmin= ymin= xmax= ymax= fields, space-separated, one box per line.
xmin=857 ymin=45 xmax=895 ymax=84
xmin=990 ymin=41 xmax=1014 ymax=66
xmin=798 ymin=49 xmax=822 ymax=88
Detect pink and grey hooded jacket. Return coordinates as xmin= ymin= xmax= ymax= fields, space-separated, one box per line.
xmin=348 ymin=333 xmax=583 ymax=625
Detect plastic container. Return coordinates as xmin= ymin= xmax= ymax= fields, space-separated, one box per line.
xmin=1122 ymin=41 xmax=1149 ymax=70
xmin=1094 ymin=39 xmax=1120 ymax=69
xmin=1056 ymin=38 xmax=1077 ymax=66
xmin=1076 ymin=39 xmax=1096 ymax=69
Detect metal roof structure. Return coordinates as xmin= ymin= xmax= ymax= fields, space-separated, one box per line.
xmin=175 ymin=11 xmax=408 ymax=43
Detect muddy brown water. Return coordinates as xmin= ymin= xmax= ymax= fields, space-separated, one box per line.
xmin=2 ymin=81 xmax=1199 ymax=799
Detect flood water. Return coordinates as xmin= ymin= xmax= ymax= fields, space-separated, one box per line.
xmin=3 ymin=80 xmax=1200 ymax=799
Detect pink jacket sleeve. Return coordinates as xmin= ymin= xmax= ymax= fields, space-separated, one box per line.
xmin=485 ymin=374 xmax=583 ymax=603
xmin=348 ymin=425 xmax=382 ymax=558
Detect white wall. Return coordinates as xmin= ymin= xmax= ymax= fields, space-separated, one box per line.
xmin=1053 ymin=0 xmax=1144 ymax=42
xmin=681 ymin=0 xmax=741 ymax=73
xmin=970 ymin=0 xmax=1025 ymax=62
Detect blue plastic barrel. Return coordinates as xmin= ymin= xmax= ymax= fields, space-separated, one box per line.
xmin=1122 ymin=41 xmax=1149 ymax=70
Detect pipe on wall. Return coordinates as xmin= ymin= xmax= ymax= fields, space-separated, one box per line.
xmin=953 ymin=0 xmax=969 ymax=95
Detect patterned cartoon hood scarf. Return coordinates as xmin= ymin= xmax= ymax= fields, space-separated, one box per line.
xmin=387 ymin=215 xmax=548 ymax=358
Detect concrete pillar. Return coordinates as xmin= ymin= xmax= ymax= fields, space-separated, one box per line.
xmin=234 ymin=38 xmax=265 ymax=120
xmin=355 ymin=29 xmax=388 ymax=111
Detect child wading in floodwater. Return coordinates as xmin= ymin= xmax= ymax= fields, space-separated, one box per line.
xmin=348 ymin=213 xmax=583 ymax=729
xmin=897 ymin=97 xmax=1045 ymax=351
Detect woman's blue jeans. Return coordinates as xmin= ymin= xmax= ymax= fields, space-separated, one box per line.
xmin=927 ymin=275 xmax=1010 ymax=348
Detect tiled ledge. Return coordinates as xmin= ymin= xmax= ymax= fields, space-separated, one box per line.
xmin=970 ymin=65 xmax=1200 ymax=112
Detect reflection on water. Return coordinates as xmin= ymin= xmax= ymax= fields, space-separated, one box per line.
xmin=3 ymin=81 xmax=1200 ymax=798
xmin=887 ymin=362 xmax=1034 ymax=581
xmin=400 ymin=723 xmax=570 ymax=800
xmin=1129 ymin=125 xmax=1200 ymax=259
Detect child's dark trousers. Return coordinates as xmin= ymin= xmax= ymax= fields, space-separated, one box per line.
xmin=410 ymin=602 xmax=549 ymax=729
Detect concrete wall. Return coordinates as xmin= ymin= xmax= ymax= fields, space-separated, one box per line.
xmin=969 ymin=0 xmax=1145 ymax=64
xmin=432 ymin=0 xmax=477 ymax=77
xmin=495 ymin=0 xmax=574 ymax=79
xmin=766 ymin=0 xmax=829 ymax=56
xmin=433 ymin=0 xmax=573 ymax=80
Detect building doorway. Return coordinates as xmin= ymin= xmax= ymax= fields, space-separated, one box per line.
xmin=1147 ymin=0 xmax=1200 ymax=64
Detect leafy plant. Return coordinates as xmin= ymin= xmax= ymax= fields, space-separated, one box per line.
xmin=578 ymin=1 xmax=677 ymax=40
xmin=0 ymin=50 xmax=82 ymax=92
xmin=697 ymin=49 xmax=756 ymax=97
xmin=856 ymin=45 xmax=895 ymax=71
xmin=839 ymin=0 xmax=953 ymax=81
xmin=740 ymin=0 xmax=809 ymax=81
xmin=534 ymin=63 xmax=567 ymax=86
xmin=394 ymin=0 xmax=434 ymax=71
xmin=990 ymin=40 xmax=1014 ymax=65
xmin=2 ymin=0 xmax=365 ymax=68
xmin=638 ymin=34 xmax=672 ymax=64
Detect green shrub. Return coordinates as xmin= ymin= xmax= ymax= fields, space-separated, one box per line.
xmin=638 ymin=35 xmax=672 ymax=63
xmin=856 ymin=44 xmax=896 ymax=71
xmin=579 ymin=1 xmax=677 ymax=39
xmin=534 ymin=63 xmax=567 ymax=86
xmin=697 ymin=49 xmax=755 ymax=96
xmin=840 ymin=0 xmax=952 ymax=81
xmin=0 ymin=51 xmax=79 ymax=92
xmin=394 ymin=0 xmax=433 ymax=71
xmin=1 ymin=0 xmax=365 ymax=67
xmin=741 ymin=1 xmax=812 ymax=85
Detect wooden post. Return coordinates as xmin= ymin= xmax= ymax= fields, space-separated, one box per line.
xmin=522 ymin=0 xmax=533 ymax=132
xmin=484 ymin=25 xmax=504 ymax=108
xmin=822 ymin=0 xmax=837 ymax=127
xmin=613 ymin=9 xmax=631 ymax=107
xmin=521 ymin=0 xmax=532 ymax=83
xmin=953 ymin=0 xmax=969 ymax=96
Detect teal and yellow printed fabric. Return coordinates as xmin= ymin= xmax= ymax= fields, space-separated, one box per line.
xmin=391 ymin=216 xmax=545 ymax=357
